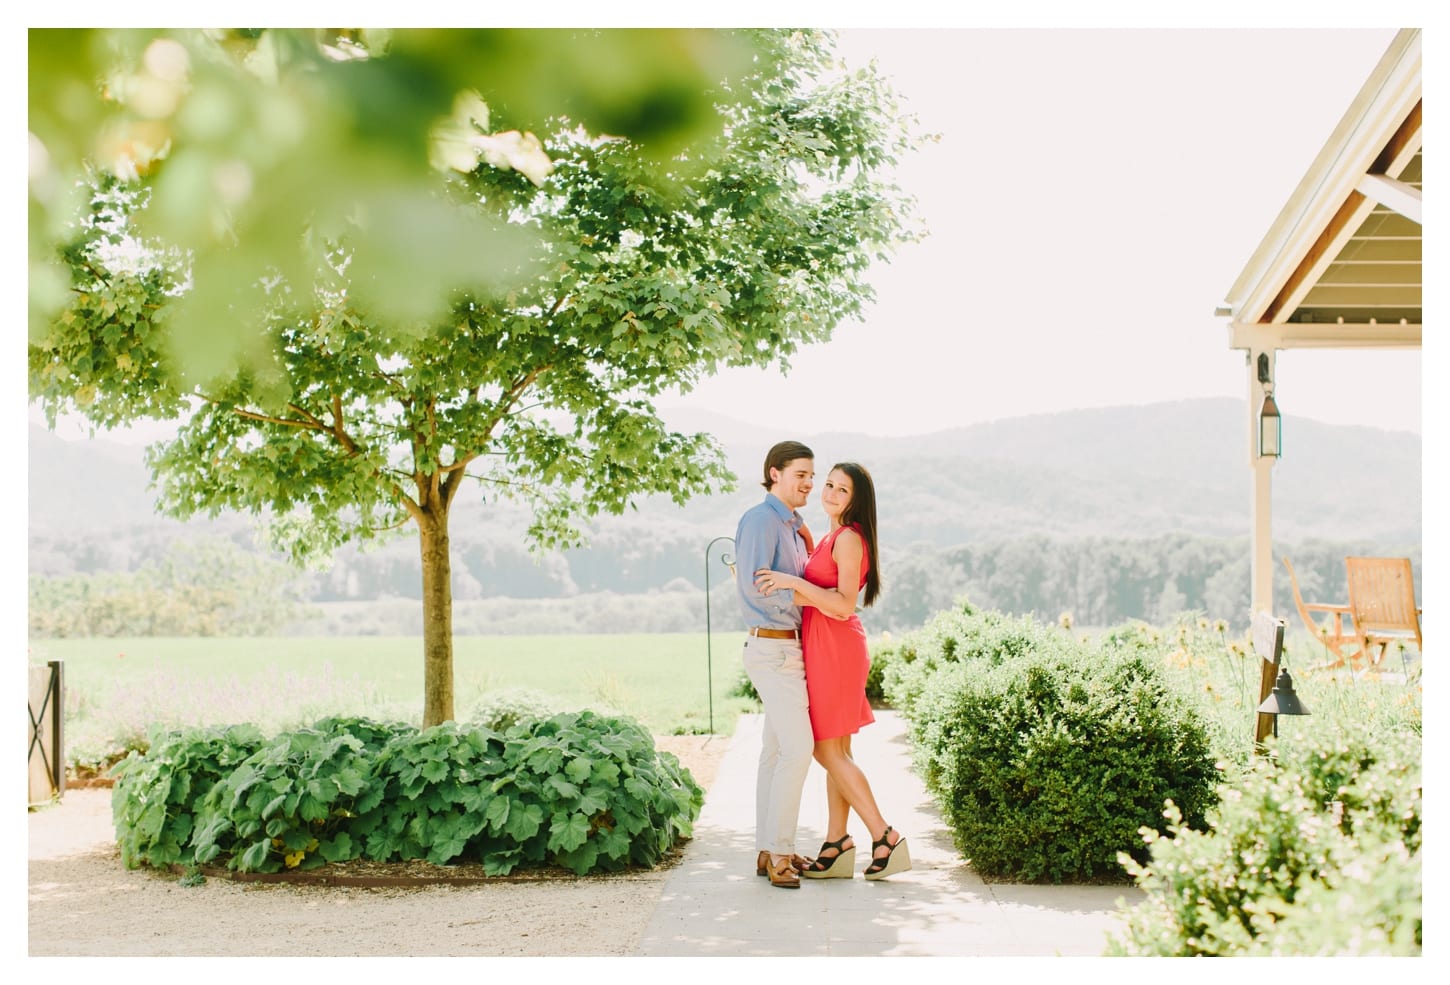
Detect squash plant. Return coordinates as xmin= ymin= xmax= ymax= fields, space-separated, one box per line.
xmin=191 ymin=723 xmax=383 ymax=872
xmin=110 ymin=723 xmax=267 ymax=870
xmin=352 ymin=710 xmax=702 ymax=875
xmin=111 ymin=710 xmax=703 ymax=877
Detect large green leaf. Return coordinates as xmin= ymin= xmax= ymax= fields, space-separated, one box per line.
xmin=503 ymin=801 xmax=544 ymax=842
xmin=238 ymin=838 xmax=271 ymax=872
xmin=547 ymin=810 xmax=591 ymax=853
xmin=320 ymin=832 xmax=355 ymax=863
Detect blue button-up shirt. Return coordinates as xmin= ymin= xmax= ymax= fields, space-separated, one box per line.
xmin=734 ymin=493 xmax=808 ymax=630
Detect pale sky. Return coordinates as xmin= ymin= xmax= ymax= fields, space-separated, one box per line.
xmin=658 ymin=25 xmax=1425 ymax=438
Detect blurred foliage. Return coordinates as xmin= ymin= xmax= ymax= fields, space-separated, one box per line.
xmin=28 ymin=28 xmax=759 ymax=347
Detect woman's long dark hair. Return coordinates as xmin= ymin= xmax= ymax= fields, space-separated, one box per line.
xmin=833 ymin=461 xmax=881 ymax=607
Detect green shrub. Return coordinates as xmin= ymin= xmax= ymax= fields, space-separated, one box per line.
xmin=354 ymin=710 xmax=702 ymax=875
xmin=865 ymin=639 xmax=892 ymax=704
xmin=111 ymin=710 xmax=704 ymax=878
xmin=467 ymin=688 xmax=567 ymax=732
xmin=1109 ymin=728 xmax=1421 ymax=956
xmin=882 ymin=600 xmax=1073 ymax=721
xmin=311 ymin=713 xmax=418 ymax=747
xmin=729 ymin=638 xmax=893 ymax=706
xmin=191 ymin=723 xmax=384 ymax=873
xmin=906 ymin=608 xmax=1218 ymax=883
xmin=728 ymin=667 xmax=759 ymax=703
xmin=349 ymin=721 xmax=511 ymax=868
xmin=110 ymin=723 xmax=268 ymax=870
xmin=500 ymin=710 xmax=704 ymax=874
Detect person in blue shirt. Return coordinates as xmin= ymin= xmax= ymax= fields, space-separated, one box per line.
xmin=734 ymin=440 xmax=817 ymax=888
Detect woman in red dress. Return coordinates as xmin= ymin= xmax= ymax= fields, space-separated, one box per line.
xmin=754 ymin=462 xmax=910 ymax=880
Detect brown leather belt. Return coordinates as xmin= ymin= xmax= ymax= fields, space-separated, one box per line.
xmin=749 ymin=627 xmax=800 ymax=639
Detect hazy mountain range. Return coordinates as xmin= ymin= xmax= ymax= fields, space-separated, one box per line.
xmin=29 ymin=397 xmax=1421 ymax=592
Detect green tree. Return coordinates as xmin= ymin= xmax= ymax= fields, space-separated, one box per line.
xmin=30 ymin=28 xmax=923 ymax=725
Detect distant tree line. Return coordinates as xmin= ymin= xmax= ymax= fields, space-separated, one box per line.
xmin=29 ymin=537 xmax=307 ymax=638
xmin=872 ymin=534 xmax=1421 ymax=633
xmin=28 ymin=531 xmax=1419 ymax=638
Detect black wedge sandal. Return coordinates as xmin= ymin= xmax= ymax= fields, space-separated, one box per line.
xmin=801 ymin=835 xmax=856 ymax=879
xmin=863 ymin=826 xmax=912 ymax=881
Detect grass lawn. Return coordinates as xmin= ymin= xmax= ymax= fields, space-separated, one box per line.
xmin=30 ymin=632 xmax=762 ymax=767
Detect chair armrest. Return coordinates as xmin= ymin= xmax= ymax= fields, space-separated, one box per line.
xmin=1302 ymin=603 xmax=1351 ymax=636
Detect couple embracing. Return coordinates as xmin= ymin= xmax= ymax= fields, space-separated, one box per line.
xmin=734 ymin=440 xmax=911 ymax=889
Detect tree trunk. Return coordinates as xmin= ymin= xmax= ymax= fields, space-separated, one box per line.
xmin=418 ymin=504 xmax=454 ymax=727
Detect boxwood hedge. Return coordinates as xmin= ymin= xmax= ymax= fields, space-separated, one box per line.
xmin=893 ymin=603 xmax=1219 ymax=883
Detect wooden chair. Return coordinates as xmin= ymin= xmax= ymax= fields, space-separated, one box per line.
xmin=1283 ymin=556 xmax=1360 ymax=669
xmin=1345 ymin=556 xmax=1422 ymax=673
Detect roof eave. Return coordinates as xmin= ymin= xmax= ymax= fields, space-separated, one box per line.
xmin=1221 ymin=28 xmax=1422 ymax=326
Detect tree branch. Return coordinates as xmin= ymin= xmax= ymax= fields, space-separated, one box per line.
xmin=426 ymin=398 xmax=442 ymax=506
xmin=202 ymin=398 xmax=328 ymax=434
xmin=361 ymin=513 xmax=413 ymax=534
xmin=330 ymin=394 xmax=358 ymax=454
xmin=397 ymin=487 xmax=426 ymax=525
xmin=441 ymin=363 xmax=553 ymax=510
xmin=286 ymin=402 xmax=326 ymax=428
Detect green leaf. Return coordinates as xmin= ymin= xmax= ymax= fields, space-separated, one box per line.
xmin=594 ymin=823 xmax=632 ymax=862
xmin=564 ymin=757 xmax=593 ymax=784
xmin=299 ymin=794 xmax=328 ymax=823
xmin=481 ymin=849 xmax=523 ymax=877
xmin=578 ymin=788 xmax=610 ymax=816
xmin=137 ymin=798 xmax=167 ymax=840
xmin=484 ymin=793 xmax=510 ymax=833
xmin=319 ymin=832 xmax=354 ymax=862
xmin=459 ymin=785 xmax=488 ymax=814
xmin=553 ymin=840 xmax=601 ymax=875
xmin=544 ymin=774 xmax=580 ymax=801
xmin=280 ymin=828 xmax=312 ymax=851
xmin=261 ymin=793 xmax=288 ymax=819
xmin=238 ymin=838 xmax=271 ymax=872
xmin=504 ymin=802 xmax=544 ymax=842
xmin=547 ymin=810 xmax=591 ymax=853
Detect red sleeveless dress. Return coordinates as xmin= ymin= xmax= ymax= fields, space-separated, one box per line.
xmin=801 ymin=523 xmax=876 ymax=741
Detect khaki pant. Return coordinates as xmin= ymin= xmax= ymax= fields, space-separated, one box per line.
xmin=742 ymin=636 xmax=813 ymax=856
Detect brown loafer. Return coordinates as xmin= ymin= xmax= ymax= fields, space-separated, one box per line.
xmin=766 ymin=854 xmax=801 ymax=888
xmin=757 ymin=851 xmax=813 ymax=876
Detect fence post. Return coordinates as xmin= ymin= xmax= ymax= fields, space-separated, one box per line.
xmin=704 ymin=536 xmax=737 ymax=735
xmin=28 ymin=660 xmax=65 ymax=804
xmin=1251 ymin=612 xmax=1286 ymax=751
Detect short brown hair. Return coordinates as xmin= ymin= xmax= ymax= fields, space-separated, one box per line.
xmin=762 ymin=441 xmax=814 ymax=490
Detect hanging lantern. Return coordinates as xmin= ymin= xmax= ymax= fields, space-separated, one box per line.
xmin=1257 ymin=352 xmax=1282 ymax=459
